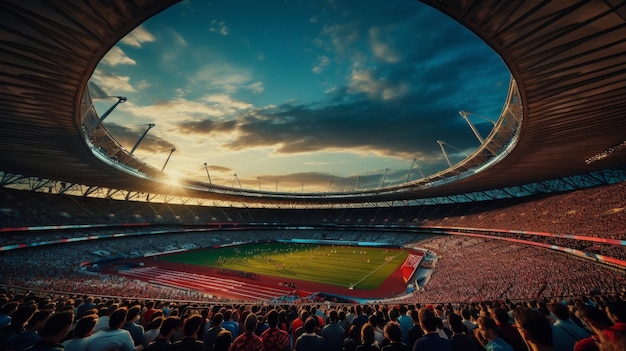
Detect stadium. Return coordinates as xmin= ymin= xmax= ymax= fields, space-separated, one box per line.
xmin=1 ymin=1 xmax=626 ymax=350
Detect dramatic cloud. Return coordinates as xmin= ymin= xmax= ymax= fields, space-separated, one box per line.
xmin=90 ymin=70 xmax=136 ymax=93
xmin=101 ymin=46 xmax=136 ymax=67
xmin=120 ymin=25 xmax=156 ymax=48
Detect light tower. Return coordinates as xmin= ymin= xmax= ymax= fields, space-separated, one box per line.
xmin=89 ymin=96 xmax=127 ymax=134
xmin=160 ymin=148 xmax=175 ymax=172
xmin=129 ymin=123 xmax=155 ymax=155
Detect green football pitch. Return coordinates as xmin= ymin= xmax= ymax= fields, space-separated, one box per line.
xmin=157 ymin=242 xmax=409 ymax=290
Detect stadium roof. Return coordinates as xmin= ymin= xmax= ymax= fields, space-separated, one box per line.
xmin=1 ymin=0 xmax=626 ymax=205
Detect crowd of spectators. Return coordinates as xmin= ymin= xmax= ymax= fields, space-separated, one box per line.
xmin=397 ymin=236 xmax=625 ymax=305
xmin=2 ymin=287 xmax=626 ymax=351
xmin=1 ymin=229 xmax=624 ymax=305
xmin=2 ymin=181 xmax=625 ymax=241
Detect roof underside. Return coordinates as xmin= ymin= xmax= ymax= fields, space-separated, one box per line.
xmin=1 ymin=0 xmax=626 ymax=205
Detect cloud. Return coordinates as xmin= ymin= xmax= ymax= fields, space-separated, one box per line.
xmin=120 ymin=25 xmax=156 ymax=48
xmin=209 ymin=20 xmax=230 ymax=36
xmin=176 ymin=119 xmax=238 ymax=135
xmin=191 ymin=64 xmax=254 ymax=94
xmin=312 ymin=55 xmax=331 ymax=74
xmin=348 ymin=68 xmax=409 ymax=100
xmin=244 ymin=82 xmax=264 ymax=94
xmin=369 ymin=26 xmax=401 ymax=64
xmin=101 ymin=46 xmax=136 ymax=67
xmin=206 ymin=165 xmax=232 ymax=173
xmin=90 ymin=70 xmax=136 ymax=93
xmin=123 ymin=95 xmax=253 ymax=123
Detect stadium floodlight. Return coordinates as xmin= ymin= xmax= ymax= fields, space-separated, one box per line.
xmin=203 ymin=163 xmax=212 ymax=184
xmin=129 ymin=123 xmax=155 ymax=155
xmin=160 ymin=148 xmax=176 ymax=172
xmin=437 ymin=140 xmax=452 ymax=167
xmin=405 ymin=158 xmax=425 ymax=183
xmin=380 ymin=168 xmax=389 ymax=187
xmin=89 ymin=96 xmax=127 ymax=135
xmin=459 ymin=111 xmax=484 ymax=144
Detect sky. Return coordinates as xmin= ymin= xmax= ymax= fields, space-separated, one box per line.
xmin=89 ymin=0 xmax=510 ymax=193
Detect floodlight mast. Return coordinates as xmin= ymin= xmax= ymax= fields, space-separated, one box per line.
xmin=380 ymin=168 xmax=388 ymax=187
xmin=89 ymin=96 xmax=127 ymax=134
xmin=203 ymin=163 xmax=212 ymax=184
xmin=160 ymin=148 xmax=175 ymax=172
xmin=437 ymin=140 xmax=453 ymax=167
xmin=405 ymin=158 xmax=425 ymax=183
xmin=459 ymin=111 xmax=484 ymax=144
xmin=129 ymin=123 xmax=155 ymax=155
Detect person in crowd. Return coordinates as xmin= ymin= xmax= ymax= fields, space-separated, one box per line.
xmin=370 ymin=313 xmax=385 ymax=346
xmin=381 ymin=322 xmax=409 ymax=351
xmin=63 ymin=314 xmax=98 ymax=351
xmin=493 ymin=307 xmax=528 ymax=351
xmin=260 ymin=310 xmax=290 ymax=351
xmin=77 ymin=297 xmax=95 ymax=319
xmin=213 ymin=330 xmax=233 ymax=351
xmin=205 ymin=312 xmax=225 ymax=351
xmin=2 ymin=309 xmax=51 ymax=351
xmin=413 ymin=308 xmax=452 ymax=351
xmin=475 ymin=316 xmax=514 ymax=351
xmin=86 ymin=307 xmax=137 ymax=351
xmin=141 ymin=302 xmax=159 ymax=328
xmin=548 ymin=302 xmax=590 ymax=351
xmin=255 ymin=314 xmax=269 ymax=337
xmin=231 ymin=313 xmax=263 ymax=351
xmin=447 ymin=312 xmax=479 ymax=351
xmin=144 ymin=317 xmax=164 ymax=344
xmin=513 ymin=307 xmax=554 ymax=351
xmin=171 ymin=314 xmax=204 ymax=351
xmin=26 ymin=311 xmax=74 ymax=351
xmin=145 ymin=316 xmax=180 ymax=351
xmin=0 ymin=304 xmax=37 ymax=343
xmin=574 ymin=305 xmax=615 ymax=351
xmin=605 ymin=301 xmax=626 ymax=334
xmin=222 ymin=310 xmax=240 ymax=340
xmin=407 ymin=309 xmax=423 ymax=349
xmin=295 ymin=316 xmax=326 ymax=351
xmin=397 ymin=306 xmax=413 ymax=346
xmin=94 ymin=304 xmax=118 ymax=333
xmin=355 ymin=322 xmax=378 ymax=351
xmin=343 ymin=324 xmax=362 ymax=351
xmin=322 ymin=309 xmax=345 ymax=351
xmin=461 ymin=309 xmax=476 ymax=335
xmin=123 ymin=305 xmax=147 ymax=349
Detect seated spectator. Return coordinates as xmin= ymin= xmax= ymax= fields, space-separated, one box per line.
xmin=261 ymin=309 xmax=290 ymax=351
xmin=231 ymin=313 xmax=263 ymax=351
xmin=381 ymin=322 xmax=409 ymax=351
xmin=63 ymin=314 xmax=98 ymax=351
xmin=513 ymin=307 xmax=553 ymax=351
xmin=548 ymin=302 xmax=590 ymax=351
xmin=123 ymin=305 xmax=147 ymax=349
xmin=171 ymin=314 xmax=204 ymax=351
xmin=295 ymin=316 xmax=326 ymax=351
xmin=493 ymin=307 xmax=527 ymax=351
xmin=413 ymin=308 xmax=452 ymax=351
xmin=447 ymin=313 xmax=479 ymax=351
xmin=86 ymin=307 xmax=135 ymax=351
xmin=26 ymin=311 xmax=74 ymax=351
xmin=475 ymin=316 xmax=514 ymax=351
xmin=355 ymin=323 xmax=378 ymax=351
xmin=145 ymin=316 xmax=180 ymax=351
xmin=213 ymin=330 xmax=233 ymax=351
xmin=144 ymin=317 xmax=163 ymax=344
xmin=574 ymin=305 xmax=614 ymax=351
xmin=343 ymin=325 xmax=361 ymax=351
